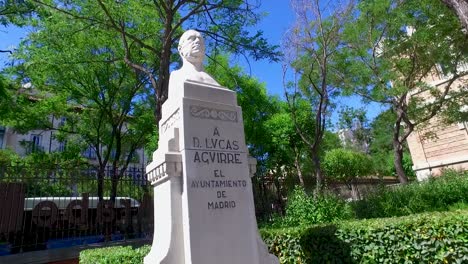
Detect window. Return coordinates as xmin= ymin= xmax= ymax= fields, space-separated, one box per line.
xmin=59 ymin=117 xmax=66 ymax=127
xmin=110 ymin=149 xmax=117 ymax=159
xmin=58 ymin=140 xmax=67 ymax=152
xmin=0 ymin=126 xmax=5 ymax=149
xmin=83 ymin=146 xmax=97 ymax=160
xmin=30 ymin=134 xmax=43 ymax=153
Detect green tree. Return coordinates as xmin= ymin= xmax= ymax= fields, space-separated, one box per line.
xmin=264 ymin=101 xmax=309 ymax=187
xmin=283 ymin=0 xmax=354 ymax=190
xmin=368 ymin=109 xmax=416 ymax=178
xmin=263 ymin=103 xmax=342 ymax=190
xmin=0 ymin=0 xmax=34 ymax=28
xmin=206 ymin=55 xmax=281 ymax=172
xmin=27 ymin=0 xmax=280 ymax=123
xmin=0 ymin=74 xmax=10 ymax=103
xmin=442 ymin=85 xmax=468 ymax=123
xmin=368 ymin=109 xmax=395 ymax=175
xmin=342 ymin=0 xmax=467 ymax=183
xmin=6 ymin=7 xmax=154 ymax=201
xmin=0 ymin=1 xmax=34 ymax=100
xmin=368 ymin=110 xmax=395 ymax=155
xmin=440 ymin=0 xmax=468 ymax=32
xmin=322 ymin=148 xmax=374 ymax=199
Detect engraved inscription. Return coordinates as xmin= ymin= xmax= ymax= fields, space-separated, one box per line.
xmin=189 ymin=128 xmax=247 ymax=210
xmin=190 ymin=105 xmax=238 ymax=122
xmin=191 ymin=127 xmax=243 ymax=165
xmin=189 ymin=172 xmax=247 ymax=210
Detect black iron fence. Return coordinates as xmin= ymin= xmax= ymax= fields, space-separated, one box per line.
xmin=252 ymin=174 xmax=287 ymax=222
xmin=0 ymin=163 xmax=153 ymax=256
xmin=251 ymin=173 xmax=402 ymax=222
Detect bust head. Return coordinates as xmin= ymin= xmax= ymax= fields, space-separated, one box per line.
xmin=168 ymin=29 xmax=220 ymax=92
xmin=178 ymin=30 xmax=205 ymax=65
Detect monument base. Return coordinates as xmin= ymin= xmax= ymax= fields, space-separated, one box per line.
xmin=144 ymin=80 xmax=278 ymax=264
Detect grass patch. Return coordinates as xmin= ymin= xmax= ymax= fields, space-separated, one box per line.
xmin=80 ymin=245 xmax=150 ymax=264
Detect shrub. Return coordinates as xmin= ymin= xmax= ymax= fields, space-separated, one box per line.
xmin=0 ymin=149 xmax=19 ymax=165
xmin=261 ymin=210 xmax=468 ymax=263
xmin=79 ymin=245 xmax=150 ymax=264
xmin=274 ymin=186 xmax=354 ymax=227
xmin=352 ymin=169 xmax=468 ymax=218
xmin=261 ymin=227 xmax=307 ymax=263
xmin=322 ymin=148 xmax=374 ymax=183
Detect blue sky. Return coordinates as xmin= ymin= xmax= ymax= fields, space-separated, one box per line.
xmin=0 ymin=2 xmax=386 ymax=125
xmin=248 ymin=2 xmax=386 ymax=124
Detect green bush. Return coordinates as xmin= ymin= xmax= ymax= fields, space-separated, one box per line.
xmin=261 ymin=227 xmax=307 ymax=263
xmin=352 ymin=169 xmax=468 ymax=218
xmin=79 ymin=245 xmax=151 ymax=264
xmin=322 ymin=148 xmax=374 ymax=183
xmin=272 ymin=186 xmax=354 ymax=227
xmin=261 ymin=210 xmax=468 ymax=263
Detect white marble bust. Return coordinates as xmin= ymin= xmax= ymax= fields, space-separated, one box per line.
xmin=168 ymin=30 xmax=220 ymax=100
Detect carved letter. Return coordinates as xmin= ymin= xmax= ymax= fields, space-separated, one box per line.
xmin=193 ymin=137 xmax=200 ymax=148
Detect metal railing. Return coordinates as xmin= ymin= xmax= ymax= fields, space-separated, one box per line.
xmin=0 ymin=163 xmax=153 ymax=256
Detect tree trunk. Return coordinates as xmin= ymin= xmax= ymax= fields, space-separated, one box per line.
xmin=393 ymin=108 xmax=409 ymax=184
xmin=153 ymin=11 xmax=174 ymax=123
xmin=110 ymin=175 xmax=118 ymax=203
xmin=97 ymin=168 xmax=105 ymax=201
xmin=110 ymin=163 xmax=119 ymax=203
xmin=312 ymin=155 xmax=324 ymax=191
xmin=441 ymin=0 xmax=468 ymax=33
xmin=294 ymin=149 xmax=305 ymax=187
xmin=393 ymin=139 xmax=408 ymax=184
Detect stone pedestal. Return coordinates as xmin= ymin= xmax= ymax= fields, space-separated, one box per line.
xmin=144 ymin=80 xmax=278 ymax=264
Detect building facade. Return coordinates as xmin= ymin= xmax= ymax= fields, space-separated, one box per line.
xmin=406 ymin=66 xmax=468 ymax=181
xmin=0 ymin=115 xmax=148 ymax=173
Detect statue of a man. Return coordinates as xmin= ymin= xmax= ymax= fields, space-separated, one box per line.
xmin=168 ymin=30 xmax=220 ymax=100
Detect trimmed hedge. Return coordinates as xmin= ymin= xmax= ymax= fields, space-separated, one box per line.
xmin=80 ymin=245 xmax=150 ymax=264
xmin=80 ymin=211 xmax=468 ymax=263
xmin=261 ymin=210 xmax=468 ymax=263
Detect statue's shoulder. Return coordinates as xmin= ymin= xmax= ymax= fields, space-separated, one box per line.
xmin=169 ymin=69 xmax=182 ymax=79
xmin=170 ymin=68 xmax=219 ymax=86
xmin=168 ymin=69 xmax=184 ymax=86
xmin=198 ymin=72 xmax=220 ymax=86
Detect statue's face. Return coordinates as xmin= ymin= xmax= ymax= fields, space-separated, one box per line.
xmin=178 ymin=30 xmax=205 ymax=63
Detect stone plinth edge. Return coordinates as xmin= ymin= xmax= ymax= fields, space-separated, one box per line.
xmin=146 ymin=153 xmax=182 ymax=186
xmin=248 ymin=156 xmax=257 ymax=178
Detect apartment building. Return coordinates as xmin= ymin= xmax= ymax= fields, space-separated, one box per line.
xmin=406 ymin=64 xmax=468 ymax=181
xmin=0 ymin=115 xmax=148 ymax=176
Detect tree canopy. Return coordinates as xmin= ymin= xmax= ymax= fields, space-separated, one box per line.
xmin=3 ymin=3 xmax=154 ymax=200
xmin=341 ymin=0 xmax=468 ymax=183
xmin=19 ymin=0 xmax=280 ymax=123
xmin=283 ymin=0 xmax=355 ymax=190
